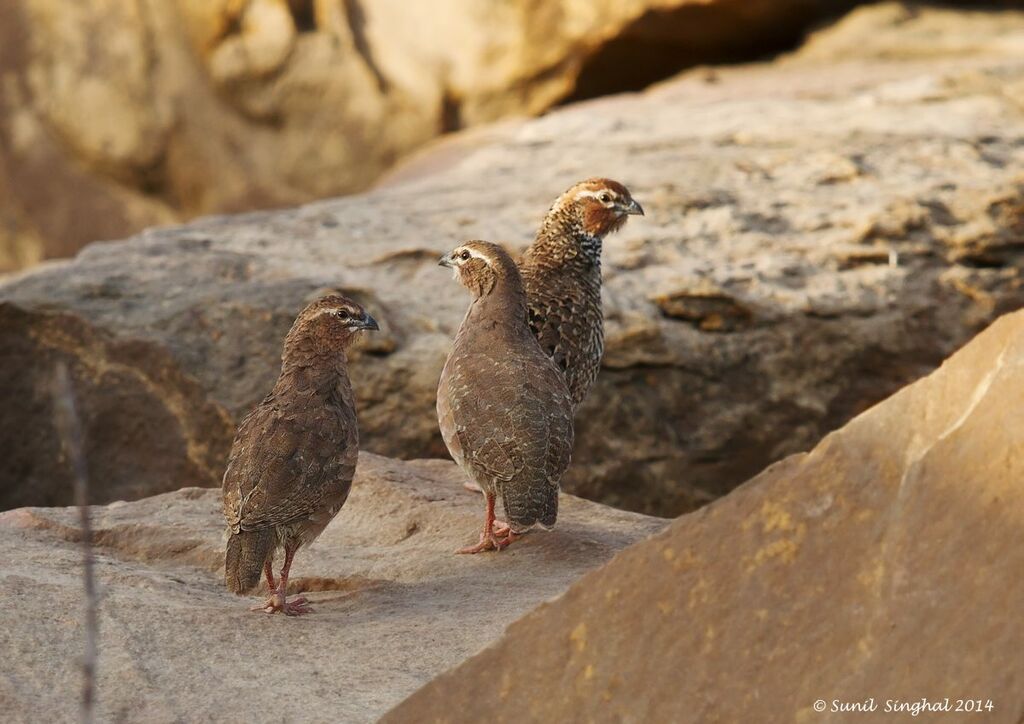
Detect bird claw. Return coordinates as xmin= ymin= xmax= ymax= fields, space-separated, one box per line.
xmin=455 ymin=529 xmax=520 ymax=554
xmin=250 ymin=594 xmax=313 ymax=616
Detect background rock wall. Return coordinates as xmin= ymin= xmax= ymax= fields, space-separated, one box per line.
xmin=0 ymin=0 xmax=855 ymax=271
xmin=2 ymin=4 xmax=1022 ymax=516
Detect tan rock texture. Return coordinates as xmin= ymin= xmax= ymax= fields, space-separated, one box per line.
xmin=0 ymin=0 xmax=846 ymax=271
xmin=0 ymin=453 xmax=666 ymax=722
xmin=2 ymin=4 xmax=1023 ymax=515
xmin=384 ymin=308 xmax=1024 ymax=724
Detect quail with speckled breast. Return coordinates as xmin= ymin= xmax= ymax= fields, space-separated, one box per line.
xmin=461 ymin=179 xmax=642 ymax=495
xmin=521 ymin=177 xmax=643 ymax=409
xmin=222 ymin=295 xmax=378 ymax=614
xmin=437 ymin=241 xmax=574 ymax=553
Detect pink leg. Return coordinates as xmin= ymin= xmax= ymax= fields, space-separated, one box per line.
xmin=456 ymin=493 xmax=521 ymax=554
xmin=251 ymin=546 xmax=312 ymax=616
xmin=264 ymin=560 xmax=277 ymax=591
xmin=464 ymin=483 xmax=512 ymax=536
xmin=462 ymin=481 xmax=512 ymax=542
xmin=249 ymin=560 xmax=279 ymax=612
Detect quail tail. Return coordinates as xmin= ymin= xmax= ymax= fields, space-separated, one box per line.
xmin=502 ymin=483 xmax=559 ymax=533
xmin=225 ymin=529 xmax=276 ymax=594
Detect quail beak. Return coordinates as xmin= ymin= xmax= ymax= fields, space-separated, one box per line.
xmin=357 ymin=312 xmax=380 ymax=331
xmin=438 ymin=253 xmax=453 ymax=268
xmin=623 ymin=198 xmax=645 ymax=216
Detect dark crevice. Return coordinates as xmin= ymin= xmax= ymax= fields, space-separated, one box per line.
xmin=957 ymin=254 xmax=1015 ymax=269
xmin=342 ymin=0 xmax=389 ymax=93
xmin=563 ymin=1 xmax=859 ymax=104
xmin=440 ymin=91 xmax=462 ymax=133
xmin=286 ymin=0 xmax=317 ymax=33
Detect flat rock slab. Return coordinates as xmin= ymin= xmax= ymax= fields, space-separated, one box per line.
xmin=0 ymin=454 xmax=665 ymax=722
xmin=386 ymin=310 xmax=1024 ymax=723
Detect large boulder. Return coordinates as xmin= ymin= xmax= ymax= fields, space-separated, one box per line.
xmin=2 ymin=3 xmax=1023 ymax=515
xmin=384 ymin=308 xmax=1024 ymax=723
xmin=0 ymin=0 xmax=849 ymax=271
xmin=0 ymin=453 xmax=665 ymax=722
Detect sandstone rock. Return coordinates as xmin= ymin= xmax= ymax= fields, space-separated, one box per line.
xmin=0 ymin=303 xmax=234 ymax=510
xmin=0 ymin=0 xmax=851 ymax=272
xmin=384 ymin=309 xmax=1024 ymax=723
xmin=2 ymin=4 xmax=1023 ymax=515
xmin=0 ymin=452 xmax=666 ymax=722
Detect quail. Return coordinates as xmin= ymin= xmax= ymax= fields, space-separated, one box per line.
xmin=222 ymin=295 xmax=378 ymax=614
xmin=437 ymin=241 xmax=574 ymax=553
xmin=520 ymin=178 xmax=643 ymax=409
xmin=460 ymin=179 xmax=642 ymax=495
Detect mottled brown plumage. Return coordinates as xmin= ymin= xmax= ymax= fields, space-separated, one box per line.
xmin=222 ymin=295 xmax=378 ymax=614
xmin=437 ymin=241 xmax=574 ymax=553
xmin=520 ymin=178 xmax=643 ymax=409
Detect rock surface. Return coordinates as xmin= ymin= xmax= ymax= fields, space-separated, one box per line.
xmin=384 ymin=309 xmax=1024 ymax=724
xmin=2 ymin=3 xmax=1024 ymax=515
xmin=0 ymin=0 xmax=846 ymax=271
xmin=0 ymin=453 xmax=666 ymax=722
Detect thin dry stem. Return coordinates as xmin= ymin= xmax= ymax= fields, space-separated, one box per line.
xmin=53 ymin=362 xmax=97 ymax=724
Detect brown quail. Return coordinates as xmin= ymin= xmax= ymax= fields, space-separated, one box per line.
xmin=222 ymin=295 xmax=378 ymax=614
xmin=437 ymin=241 xmax=574 ymax=553
xmin=520 ymin=178 xmax=643 ymax=409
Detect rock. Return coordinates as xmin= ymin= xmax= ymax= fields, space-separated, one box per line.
xmin=2 ymin=4 xmax=1024 ymax=515
xmin=0 ymin=303 xmax=233 ymax=510
xmin=383 ymin=309 xmax=1024 ymax=723
xmin=0 ymin=0 xmax=849 ymax=272
xmin=0 ymin=452 xmax=665 ymax=722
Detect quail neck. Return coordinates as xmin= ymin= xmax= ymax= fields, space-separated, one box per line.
xmin=277 ymin=299 xmax=377 ymax=388
xmin=531 ymin=206 xmax=605 ymax=269
xmin=279 ymin=325 xmax=351 ymax=382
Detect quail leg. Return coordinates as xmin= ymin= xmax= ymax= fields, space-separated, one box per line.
xmin=253 ymin=546 xmax=312 ymax=615
xmin=250 ymin=560 xmax=280 ymax=612
xmin=457 ymin=493 xmax=520 ymax=554
xmin=462 ymin=480 xmax=511 ymax=534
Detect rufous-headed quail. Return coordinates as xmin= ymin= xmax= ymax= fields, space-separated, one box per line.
xmin=521 ymin=178 xmax=643 ymax=409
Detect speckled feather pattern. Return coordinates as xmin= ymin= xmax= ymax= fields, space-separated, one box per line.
xmin=222 ymin=298 xmax=362 ymax=588
xmin=519 ymin=179 xmax=631 ymax=409
xmin=521 ymin=228 xmax=604 ymax=411
xmin=437 ymin=242 xmax=574 ymax=532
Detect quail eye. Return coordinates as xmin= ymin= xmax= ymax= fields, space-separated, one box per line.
xmin=335 ymin=309 xmax=350 ymax=320
xmin=599 ymin=192 xmax=612 ymax=204
xmin=459 ymin=251 xmax=471 ymax=261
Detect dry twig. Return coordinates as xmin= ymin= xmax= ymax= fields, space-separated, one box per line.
xmin=52 ymin=362 xmax=98 ymax=724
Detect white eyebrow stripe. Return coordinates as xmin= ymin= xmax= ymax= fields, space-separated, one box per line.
xmin=456 ymin=247 xmax=495 ymax=265
xmin=313 ymin=307 xmax=347 ymax=318
xmin=573 ymin=189 xmax=615 ymax=202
